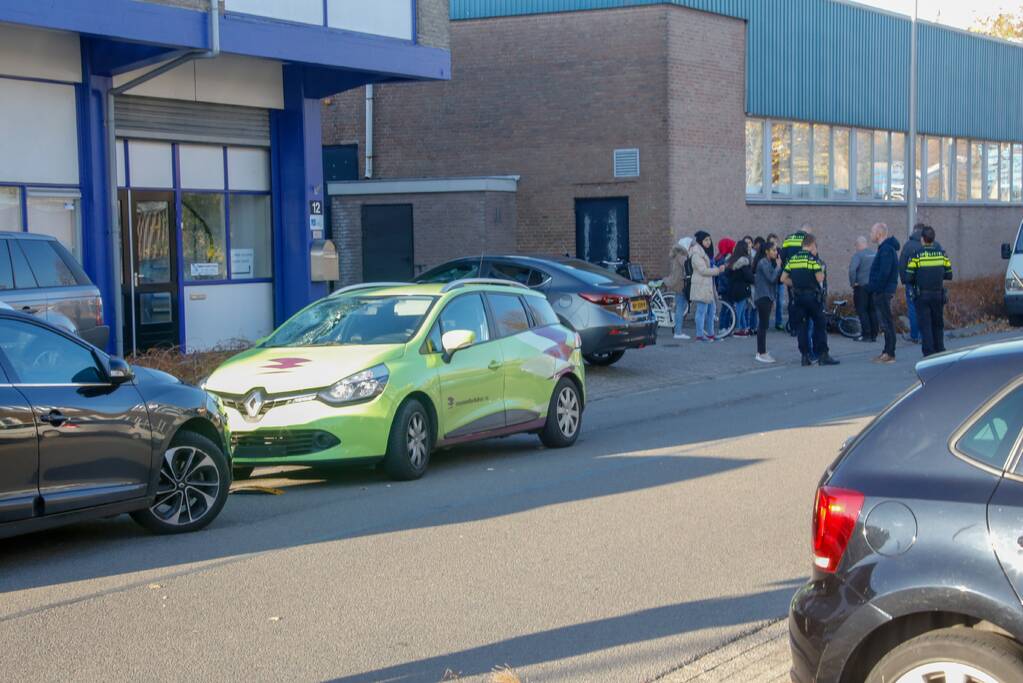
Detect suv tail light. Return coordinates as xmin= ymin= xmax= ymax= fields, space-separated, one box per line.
xmin=92 ymin=297 xmax=104 ymax=327
xmin=812 ymin=486 xmax=864 ymax=573
xmin=579 ymin=293 xmax=628 ymax=306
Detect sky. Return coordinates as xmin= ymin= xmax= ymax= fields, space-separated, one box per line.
xmin=854 ymin=0 xmax=1016 ymax=29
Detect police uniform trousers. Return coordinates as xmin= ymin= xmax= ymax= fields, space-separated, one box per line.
xmin=915 ymin=289 xmax=945 ymax=357
xmin=790 ymin=290 xmax=828 ymax=356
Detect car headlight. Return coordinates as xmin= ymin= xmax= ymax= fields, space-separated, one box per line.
xmin=317 ymin=365 xmax=389 ymax=406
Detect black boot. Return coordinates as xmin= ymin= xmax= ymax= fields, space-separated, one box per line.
xmin=817 ymin=353 xmax=840 ymax=366
xmin=801 ymin=354 xmax=812 ymax=367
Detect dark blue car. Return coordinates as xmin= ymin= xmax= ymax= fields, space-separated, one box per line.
xmin=791 ymin=339 xmax=1023 ymax=682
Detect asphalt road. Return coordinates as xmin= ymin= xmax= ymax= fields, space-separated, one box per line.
xmin=1 ymin=331 xmax=1014 ymax=682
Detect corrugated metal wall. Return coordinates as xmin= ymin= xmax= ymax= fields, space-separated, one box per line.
xmin=451 ymin=0 xmax=1023 ymax=142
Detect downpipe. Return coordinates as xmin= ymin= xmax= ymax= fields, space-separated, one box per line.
xmin=365 ymin=84 xmax=374 ymax=179
xmin=105 ymin=0 xmax=220 ymax=356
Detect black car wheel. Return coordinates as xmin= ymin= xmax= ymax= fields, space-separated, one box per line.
xmin=383 ymin=398 xmax=432 ymax=481
xmin=583 ymin=350 xmax=625 ymax=366
xmin=866 ymin=628 xmax=1023 ymax=683
xmin=131 ymin=431 xmax=230 ymax=534
xmin=539 ymin=378 xmax=582 ymax=448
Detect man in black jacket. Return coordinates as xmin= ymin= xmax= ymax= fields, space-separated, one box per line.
xmin=906 ymin=225 xmax=953 ymax=357
xmin=867 ymin=222 xmax=901 ymax=364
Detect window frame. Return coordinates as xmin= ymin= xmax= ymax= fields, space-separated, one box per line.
xmin=437 ymin=292 xmax=496 ymax=348
xmin=484 ymin=292 xmax=532 ymax=339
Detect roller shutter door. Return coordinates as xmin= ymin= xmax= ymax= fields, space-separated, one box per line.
xmin=114 ymin=95 xmax=270 ymax=147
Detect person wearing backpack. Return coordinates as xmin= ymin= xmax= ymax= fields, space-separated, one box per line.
xmin=664 ymin=237 xmax=693 ymax=339
xmin=724 ymin=240 xmax=756 ymax=337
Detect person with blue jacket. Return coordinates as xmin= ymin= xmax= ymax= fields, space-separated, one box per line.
xmin=867 ymin=222 xmax=901 ymax=364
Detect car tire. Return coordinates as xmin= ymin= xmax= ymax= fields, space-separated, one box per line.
xmin=1010 ymin=315 xmax=1023 ymax=327
xmin=383 ymin=398 xmax=432 ymax=481
xmin=539 ymin=378 xmax=582 ymax=448
xmin=866 ymin=627 xmax=1023 ymax=683
xmin=583 ymin=350 xmax=625 ymax=366
xmin=233 ymin=466 xmax=255 ymax=481
xmin=130 ymin=430 xmax=230 ymax=535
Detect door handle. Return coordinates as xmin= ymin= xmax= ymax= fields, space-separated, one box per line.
xmin=488 ymin=360 xmax=502 ymax=371
xmin=39 ymin=410 xmax=69 ymax=427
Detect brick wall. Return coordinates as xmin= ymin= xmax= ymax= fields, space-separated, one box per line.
xmin=324 ymin=6 xmax=672 ymax=274
xmin=418 ymin=0 xmax=451 ymax=50
xmin=332 ymin=191 xmax=517 ymax=285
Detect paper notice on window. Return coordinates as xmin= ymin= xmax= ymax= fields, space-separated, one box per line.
xmin=190 ymin=263 xmax=220 ymax=277
xmin=231 ymin=249 xmax=255 ymax=279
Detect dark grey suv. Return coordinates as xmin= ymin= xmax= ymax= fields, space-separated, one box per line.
xmin=0 ymin=231 xmax=109 ymax=348
xmin=790 ymin=339 xmax=1023 ymax=682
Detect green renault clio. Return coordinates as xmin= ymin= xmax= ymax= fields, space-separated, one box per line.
xmin=203 ymin=280 xmax=585 ymax=480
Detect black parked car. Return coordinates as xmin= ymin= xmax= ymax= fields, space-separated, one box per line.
xmin=416 ymin=256 xmax=657 ymax=366
xmin=0 ymin=311 xmax=231 ymax=539
xmin=790 ymin=339 xmax=1023 ymax=682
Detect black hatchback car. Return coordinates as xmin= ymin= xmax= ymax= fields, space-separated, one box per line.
xmin=416 ymin=255 xmax=657 ymax=366
xmin=0 ymin=310 xmax=231 ymax=539
xmin=790 ymin=339 xmax=1023 ymax=682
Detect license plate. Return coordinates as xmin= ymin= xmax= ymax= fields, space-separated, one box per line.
xmin=630 ymin=299 xmax=649 ymax=313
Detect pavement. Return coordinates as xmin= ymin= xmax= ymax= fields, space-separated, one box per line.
xmin=1 ymin=325 xmax=1018 ymax=682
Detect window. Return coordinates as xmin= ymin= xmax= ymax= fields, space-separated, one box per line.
xmin=228 ymin=195 xmax=272 ymax=279
xmin=771 ymin=122 xmax=791 ymax=196
xmin=182 ymin=193 xmax=226 ymax=281
xmin=20 ymin=240 xmax=78 ymax=288
xmin=891 ymin=133 xmax=906 ymax=201
xmin=873 ymin=131 xmax=889 ymax=200
xmin=439 ymin=294 xmax=489 ymax=345
xmin=418 ymin=261 xmax=480 ymax=283
xmin=526 ymin=296 xmax=561 ymax=327
xmin=856 ymin=130 xmax=872 ymax=198
xmin=9 ymin=241 xmax=36 ymax=289
xmin=0 ymin=241 xmax=14 ymax=290
xmin=987 ymin=143 xmax=1000 ymax=201
xmin=958 ymin=385 xmax=1023 ymax=470
xmin=915 ymin=135 xmax=923 ymax=200
xmin=263 ymin=295 xmax=434 ymax=347
xmin=833 ymin=128 xmax=851 ymax=198
xmin=0 ymin=187 xmax=20 ymax=231
xmin=745 ymin=120 xmax=763 ymax=194
xmin=956 ymin=140 xmax=969 ymax=201
xmin=27 ymin=192 xmax=80 ymax=258
xmin=487 ymin=294 xmax=530 ymax=337
xmin=0 ymin=319 xmax=102 ymax=384
xmin=943 ymin=138 xmax=954 ymax=201
xmin=1014 ymin=144 xmax=1023 ymax=203
xmin=492 ymin=262 xmax=548 ymax=288
xmin=792 ymin=123 xmax=811 ymax=198
xmin=812 ymin=124 xmax=830 ymax=199
xmin=971 ymin=141 xmax=984 ymax=200
xmin=925 ymin=137 xmax=940 ymax=201
xmin=1001 ymin=143 xmax=1013 ymax=202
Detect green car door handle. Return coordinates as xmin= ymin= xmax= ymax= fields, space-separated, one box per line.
xmin=488 ymin=360 xmax=502 ymax=370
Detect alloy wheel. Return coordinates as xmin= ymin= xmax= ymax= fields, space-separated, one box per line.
xmin=406 ymin=413 xmax=428 ymax=469
xmin=895 ymin=662 xmax=998 ymax=683
xmin=151 ymin=446 xmax=222 ymax=526
xmin=556 ymin=386 xmax=580 ymax=438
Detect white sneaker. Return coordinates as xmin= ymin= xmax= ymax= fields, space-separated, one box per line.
xmin=755 ymin=353 xmax=776 ymax=364
xmin=673 ymin=333 xmax=690 ymax=340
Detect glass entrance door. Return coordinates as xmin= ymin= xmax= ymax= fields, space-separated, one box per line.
xmin=120 ymin=190 xmax=179 ymax=352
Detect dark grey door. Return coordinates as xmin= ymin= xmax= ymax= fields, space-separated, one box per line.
xmin=575 ymin=197 xmax=629 ymax=265
xmin=362 ymin=204 xmax=414 ymax=282
xmin=0 ymin=318 xmax=152 ymax=514
xmin=121 ymin=190 xmax=179 ymax=352
xmin=0 ymin=375 xmax=40 ymax=523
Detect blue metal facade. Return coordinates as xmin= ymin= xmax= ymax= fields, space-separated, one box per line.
xmin=451 ymin=0 xmax=1023 ymax=142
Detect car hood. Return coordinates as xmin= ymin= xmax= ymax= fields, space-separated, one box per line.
xmin=204 ymin=344 xmax=406 ymax=396
xmin=132 ymin=364 xmax=183 ymax=387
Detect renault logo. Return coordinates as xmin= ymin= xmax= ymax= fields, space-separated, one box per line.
xmin=242 ymin=389 xmax=266 ymax=419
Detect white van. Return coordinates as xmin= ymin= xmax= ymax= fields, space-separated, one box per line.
xmin=1002 ymin=218 xmax=1023 ymax=326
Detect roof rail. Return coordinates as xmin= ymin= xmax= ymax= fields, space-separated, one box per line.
xmin=441 ymin=278 xmax=531 ymax=293
xmin=328 ymin=282 xmax=410 ymax=298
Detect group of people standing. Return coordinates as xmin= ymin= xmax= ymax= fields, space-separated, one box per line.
xmin=663 ymin=221 xmax=954 ymax=366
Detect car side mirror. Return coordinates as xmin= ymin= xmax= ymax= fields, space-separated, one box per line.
xmin=1003 ymin=243 xmax=1012 ymax=260
xmin=441 ymin=329 xmax=475 ymax=362
xmin=107 ymin=357 xmax=135 ymax=385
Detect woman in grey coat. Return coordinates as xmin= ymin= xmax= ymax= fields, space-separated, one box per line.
xmin=753 ymin=240 xmax=784 ymax=363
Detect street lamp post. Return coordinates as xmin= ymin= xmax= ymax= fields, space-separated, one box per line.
xmin=907 ymin=0 xmax=919 ymax=235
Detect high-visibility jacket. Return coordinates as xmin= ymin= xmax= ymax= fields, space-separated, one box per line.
xmin=780 ymin=231 xmax=808 ymax=266
xmin=906 ymin=246 xmax=953 ymax=292
xmin=783 ymin=249 xmax=824 ymax=293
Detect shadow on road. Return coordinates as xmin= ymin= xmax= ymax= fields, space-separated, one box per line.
xmin=330 ymin=581 xmax=805 ymax=683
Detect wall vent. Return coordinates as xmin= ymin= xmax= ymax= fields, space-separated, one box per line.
xmin=613 ymin=148 xmax=640 ymax=178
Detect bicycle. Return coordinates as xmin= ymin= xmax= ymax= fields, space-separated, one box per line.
xmin=784 ymin=298 xmax=861 ymax=339
xmin=647 ymin=280 xmax=736 ymax=338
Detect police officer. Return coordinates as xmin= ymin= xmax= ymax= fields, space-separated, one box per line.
xmin=780 ymin=233 xmax=840 ymax=367
xmin=906 ymin=224 xmax=953 ymax=357
xmin=780 ymin=224 xmax=811 ymax=337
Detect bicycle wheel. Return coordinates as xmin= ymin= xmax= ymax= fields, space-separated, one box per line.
xmin=716 ymin=301 xmax=736 ymax=338
xmin=837 ymin=315 xmax=862 ymax=339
